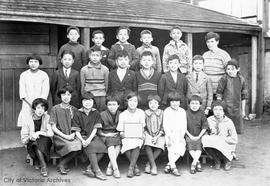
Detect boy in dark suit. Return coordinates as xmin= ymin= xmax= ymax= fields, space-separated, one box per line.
xmin=51 ymin=50 xmax=81 ymax=108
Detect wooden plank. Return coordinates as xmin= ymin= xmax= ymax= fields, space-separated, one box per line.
xmin=3 ymin=70 xmax=14 ymax=130
xmin=81 ymin=27 xmax=90 ymax=50
xmin=0 ymin=34 xmax=49 ymax=44
xmin=0 ymin=55 xmax=57 ymax=69
xmin=185 ymin=33 xmax=193 ymax=60
xmin=0 ymin=44 xmax=50 ymax=55
xmin=0 ymin=69 xmax=3 ymax=130
xmin=251 ymin=35 xmax=258 ymax=113
xmin=49 ymin=25 xmax=58 ymax=55
xmin=0 ymin=22 xmax=49 ymax=34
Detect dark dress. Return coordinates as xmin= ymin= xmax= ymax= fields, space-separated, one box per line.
xmin=72 ymin=108 xmax=107 ymax=154
xmin=186 ymin=109 xmax=208 ymax=151
xmin=50 ymin=104 xmax=82 ymax=156
xmin=100 ymin=110 xmax=122 ymax=147
xmin=27 ymin=119 xmax=52 ymax=160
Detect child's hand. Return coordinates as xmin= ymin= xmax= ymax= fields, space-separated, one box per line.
xmin=241 ymin=110 xmax=246 ymax=118
xmin=30 ymin=133 xmax=39 ymax=141
xmin=82 ymin=140 xmax=88 ymax=148
xmin=189 ymin=135 xmax=199 ymax=141
xmin=151 ymin=136 xmax=158 ymax=144
xmin=120 ymin=132 xmax=125 ymax=138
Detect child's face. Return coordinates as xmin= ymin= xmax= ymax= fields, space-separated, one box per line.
xmin=193 ymin=59 xmax=204 ymax=72
xmin=170 ymin=100 xmax=180 ymax=110
xmin=61 ymin=91 xmax=72 ymax=104
xmin=189 ymin=100 xmax=201 ymax=112
xmin=206 ymin=38 xmax=219 ymax=51
xmin=213 ymin=105 xmax=224 ymax=119
xmin=116 ymin=56 xmax=130 ymax=69
xmin=61 ymin=54 xmax=74 ymax=69
xmin=34 ymin=104 xmax=45 ymax=117
xmin=140 ymin=34 xmax=153 ymax=46
xmin=89 ymin=51 xmax=102 ymax=64
xmin=226 ymin=65 xmax=239 ymax=77
xmin=107 ymin=101 xmax=119 ymax=114
xmin=92 ymin=33 xmax=105 ymax=46
xmin=168 ymin=59 xmax=180 ymax=72
xmin=82 ymin=99 xmax=94 ymax=110
xmin=67 ymin=29 xmax=80 ymax=42
xmin=148 ymin=99 xmax=159 ymax=111
xmin=127 ymin=96 xmax=138 ymax=110
xmin=28 ymin=59 xmax=40 ymax=71
xmin=116 ymin=29 xmax=129 ymax=43
xmin=140 ymin=55 xmax=154 ymax=69
xmin=170 ymin=29 xmax=182 ymax=41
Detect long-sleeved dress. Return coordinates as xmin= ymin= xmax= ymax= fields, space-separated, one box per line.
xmin=49 ymin=104 xmax=82 ymax=156
xmin=17 ymin=69 xmax=49 ymax=127
xmin=116 ymin=109 xmax=145 ymax=154
xmin=163 ymin=107 xmax=187 ymax=156
xmin=202 ymin=116 xmax=238 ymax=161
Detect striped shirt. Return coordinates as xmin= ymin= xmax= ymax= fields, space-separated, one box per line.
xmin=80 ymin=62 xmax=109 ymax=96
xmin=203 ymin=48 xmax=231 ymax=93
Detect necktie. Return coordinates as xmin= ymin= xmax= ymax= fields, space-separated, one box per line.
xmin=196 ymin=73 xmax=199 ymax=82
xmin=65 ymin=69 xmax=68 ymax=79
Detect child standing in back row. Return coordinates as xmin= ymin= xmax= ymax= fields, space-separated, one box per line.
xmin=108 ymin=26 xmax=140 ymax=71
xmin=163 ymin=26 xmax=191 ymax=74
xmin=57 ymin=26 xmax=88 ymax=71
xmin=136 ymin=30 xmax=162 ymax=72
xmin=90 ymin=30 xmax=113 ymax=70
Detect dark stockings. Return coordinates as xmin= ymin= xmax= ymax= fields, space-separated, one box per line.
xmin=125 ymin=147 xmax=140 ymax=168
xmin=145 ymin=146 xmax=162 ymax=167
xmin=59 ymin=151 xmax=80 ymax=167
xmin=34 ymin=146 xmax=46 ymax=168
xmin=88 ymin=153 xmax=104 ymax=172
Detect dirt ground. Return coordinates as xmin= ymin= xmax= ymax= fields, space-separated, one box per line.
xmin=1 ymin=118 xmax=270 ymax=186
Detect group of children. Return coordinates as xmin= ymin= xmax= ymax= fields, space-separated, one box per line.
xmin=19 ymin=25 xmax=247 ymax=180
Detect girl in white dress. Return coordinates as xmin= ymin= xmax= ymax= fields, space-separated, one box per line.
xmin=116 ymin=92 xmax=145 ymax=178
xmin=17 ymin=54 xmax=49 ymax=127
xmin=163 ymin=91 xmax=187 ymax=176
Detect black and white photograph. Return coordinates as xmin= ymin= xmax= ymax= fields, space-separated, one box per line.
xmin=0 ymin=0 xmax=269 ymax=185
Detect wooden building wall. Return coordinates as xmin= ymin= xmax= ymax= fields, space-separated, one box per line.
xmin=0 ymin=22 xmax=57 ymax=131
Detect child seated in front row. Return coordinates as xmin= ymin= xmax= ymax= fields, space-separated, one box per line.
xmin=107 ymin=50 xmax=137 ymax=111
xmin=72 ymin=92 xmax=108 ymax=180
xmin=136 ymin=51 xmax=162 ymax=110
xmin=163 ymin=92 xmax=187 ymax=176
xmin=116 ymin=92 xmax=145 ymax=178
xmin=98 ymin=96 xmax=122 ymax=178
xmin=202 ymin=101 xmax=238 ymax=171
xmin=144 ymin=95 xmax=165 ymax=176
xmin=185 ymin=95 xmax=208 ymax=174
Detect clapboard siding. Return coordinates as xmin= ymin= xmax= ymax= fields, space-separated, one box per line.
xmin=0 ymin=22 xmax=57 ymax=131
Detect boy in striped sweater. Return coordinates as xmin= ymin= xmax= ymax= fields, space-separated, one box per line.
xmin=80 ymin=47 xmax=109 ymax=111
xmin=136 ymin=51 xmax=162 ymax=110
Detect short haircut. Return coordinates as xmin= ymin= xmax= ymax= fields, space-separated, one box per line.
xmin=205 ymin=32 xmax=220 ymax=42
xmin=81 ymin=91 xmax=94 ymax=100
xmin=147 ymin=94 xmax=161 ymax=103
xmin=32 ymin=98 xmax=49 ymax=111
xmin=57 ymin=85 xmax=74 ymax=99
xmin=226 ymin=58 xmax=239 ymax=69
xmin=116 ymin=26 xmax=131 ymax=36
xmin=87 ymin=47 xmax=102 ymax=57
xmin=167 ymin=54 xmax=180 ymax=63
xmin=66 ymin=26 xmax=80 ymax=35
xmin=60 ymin=50 xmax=75 ymax=59
xmin=170 ymin=25 xmax=182 ymax=33
xmin=92 ymin=30 xmax=105 ymax=38
xmin=106 ymin=95 xmax=120 ymax=105
xmin=211 ymin=100 xmax=227 ymax=113
xmin=188 ymin=95 xmax=202 ymax=104
xmin=116 ymin=50 xmax=129 ymax=59
xmin=140 ymin=29 xmax=152 ymax=37
xmin=140 ymin=51 xmax=153 ymax=59
xmin=167 ymin=91 xmax=182 ymax=102
xmin=125 ymin=91 xmax=141 ymax=103
xmin=26 ymin=54 xmax=43 ymax=65
xmin=192 ymin=55 xmax=204 ymax=64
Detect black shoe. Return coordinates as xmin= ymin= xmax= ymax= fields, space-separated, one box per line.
xmin=196 ymin=162 xmax=202 ymax=172
xmin=190 ymin=164 xmax=196 ymax=174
